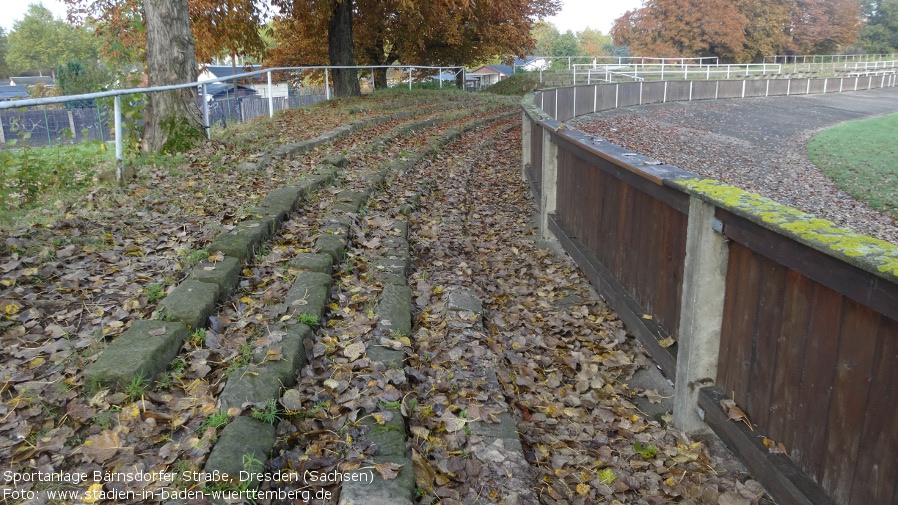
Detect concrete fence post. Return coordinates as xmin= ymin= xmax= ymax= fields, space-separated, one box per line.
xmin=673 ymin=196 xmax=729 ymax=434
xmin=521 ymin=112 xmax=532 ymax=182
xmin=540 ymin=126 xmax=559 ymax=240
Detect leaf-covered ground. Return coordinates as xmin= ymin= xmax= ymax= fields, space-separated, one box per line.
xmin=570 ymin=96 xmax=898 ymax=246
xmin=2 ymin=90 xmax=767 ymax=504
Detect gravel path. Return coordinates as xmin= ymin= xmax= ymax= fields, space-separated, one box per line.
xmin=569 ymin=87 xmax=898 ymax=246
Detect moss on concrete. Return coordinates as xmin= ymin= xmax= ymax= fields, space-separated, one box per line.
xmin=675 ymin=177 xmax=898 ymax=281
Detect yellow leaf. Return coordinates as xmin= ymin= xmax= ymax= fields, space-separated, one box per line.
xmin=120 ymin=404 xmax=141 ymax=422
xmin=82 ymin=483 xmax=104 ymax=503
xmin=658 ymin=337 xmax=676 ymax=348
xmin=597 ymin=468 xmax=615 ymax=485
xmin=576 ymin=483 xmax=590 ymax=496
xmin=642 ymin=314 xmax=653 ymax=320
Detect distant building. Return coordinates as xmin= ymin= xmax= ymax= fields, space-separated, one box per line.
xmin=9 ymin=76 xmax=55 ymax=87
xmin=0 ymin=85 xmax=30 ymax=101
xmin=514 ymin=56 xmax=549 ymax=72
xmin=197 ymin=64 xmax=288 ymax=99
xmin=467 ymin=65 xmax=515 ymax=90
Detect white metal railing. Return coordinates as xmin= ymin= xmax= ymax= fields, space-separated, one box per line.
xmin=764 ymin=53 xmax=898 ymax=64
xmin=0 ymin=65 xmax=464 ymax=181
xmin=575 ymin=63 xmax=782 ymax=84
xmin=842 ymin=60 xmax=898 ymax=71
xmin=513 ymin=55 xmax=720 ymax=72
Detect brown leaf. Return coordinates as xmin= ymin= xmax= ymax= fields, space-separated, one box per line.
xmin=82 ymin=430 xmax=122 ymax=463
xmin=343 ymin=341 xmax=366 ymax=361
xmin=375 ymin=461 xmax=404 ymax=480
xmin=413 ymin=449 xmax=436 ymax=490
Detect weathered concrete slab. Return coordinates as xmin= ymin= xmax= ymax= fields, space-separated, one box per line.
xmin=85 ymin=320 xmax=188 ymax=390
xmin=376 ymin=285 xmax=412 ymax=336
xmin=315 ymin=234 xmax=347 ymax=263
xmin=252 ymin=186 xmax=303 ymax=223
xmin=291 ymin=253 xmax=333 ymax=275
xmin=366 ymin=347 xmax=406 ymax=369
xmin=158 ymin=280 xmax=219 ymax=329
xmin=189 ymin=257 xmax=240 ymax=302
xmin=336 ymin=190 xmax=368 ymax=211
xmin=218 ymin=364 xmax=287 ymax=413
xmin=338 ymin=455 xmax=415 ymax=505
xmin=285 ymin=272 xmax=333 ymax=320
xmin=320 ymin=154 xmax=349 ymax=168
xmin=252 ymin=324 xmax=314 ymax=383
xmin=208 ymin=222 xmax=268 ymax=261
xmin=204 ymin=416 xmax=275 ymax=489
xmin=362 ymin=409 xmax=406 ymax=457
xmin=445 ymin=290 xmax=483 ymax=317
xmin=372 ymin=257 xmax=408 ymax=278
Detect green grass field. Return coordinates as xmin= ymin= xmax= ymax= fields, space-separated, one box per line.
xmin=807 ymin=112 xmax=898 ymax=216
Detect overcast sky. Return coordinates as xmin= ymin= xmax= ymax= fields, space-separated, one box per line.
xmin=545 ymin=0 xmax=644 ymax=34
xmin=2 ymin=0 xmax=646 ymax=40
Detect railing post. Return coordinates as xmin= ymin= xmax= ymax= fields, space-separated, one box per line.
xmin=674 ymin=197 xmax=729 ymax=434
xmin=409 ymin=67 xmax=413 ymax=90
xmin=202 ymin=84 xmax=210 ymax=138
xmin=267 ymin=71 xmax=274 ymax=118
xmin=114 ymin=95 xmax=124 ymax=183
xmin=325 ymin=69 xmax=331 ymax=100
xmin=521 ymin=112 xmax=531 ymax=182
xmin=540 ymin=125 xmax=558 ymax=240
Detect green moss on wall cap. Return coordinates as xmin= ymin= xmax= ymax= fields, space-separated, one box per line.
xmin=675 ymin=177 xmax=898 ymax=282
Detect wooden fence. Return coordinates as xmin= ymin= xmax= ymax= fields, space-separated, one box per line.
xmin=521 ymin=78 xmax=898 ymax=505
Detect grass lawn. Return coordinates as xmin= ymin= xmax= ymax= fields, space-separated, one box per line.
xmin=807 ymin=112 xmax=898 ymax=216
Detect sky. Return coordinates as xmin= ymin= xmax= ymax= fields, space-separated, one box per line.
xmin=2 ymin=0 xmax=646 ymax=39
xmin=2 ymin=0 xmax=69 ymax=32
xmin=545 ymin=0 xmax=645 ymax=34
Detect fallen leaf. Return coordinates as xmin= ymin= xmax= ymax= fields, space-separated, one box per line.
xmin=375 ymin=461 xmax=403 ymax=480
xmin=413 ymin=449 xmax=436 ymax=490
xmin=343 ymin=341 xmax=366 ymax=361
xmin=82 ymin=430 xmax=122 ymax=463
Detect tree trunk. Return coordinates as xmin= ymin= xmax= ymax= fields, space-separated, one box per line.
xmin=328 ymin=0 xmax=361 ymax=98
xmin=373 ymin=67 xmax=388 ymax=89
xmin=142 ymin=0 xmax=204 ymax=153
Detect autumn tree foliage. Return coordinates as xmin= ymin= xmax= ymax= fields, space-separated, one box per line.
xmin=612 ymin=0 xmax=863 ymax=61
xmin=267 ymin=0 xmax=561 ymax=91
xmin=64 ymin=0 xmax=267 ymax=65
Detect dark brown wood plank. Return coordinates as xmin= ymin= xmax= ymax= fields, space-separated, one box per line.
xmin=597 ymin=169 xmax=620 ymax=269
xmin=849 ymin=316 xmax=898 ymax=505
xmin=718 ymin=209 xmax=898 ymax=323
xmin=820 ymin=301 xmax=879 ymax=503
xmin=718 ymin=242 xmax=747 ymax=395
xmin=630 ymin=189 xmax=652 ymax=319
xmin=551 ymin=133 xmax=691 ymax=215
xmin=767 ymin=269 xmax=813 ymax=453
xmin=654 ymin=203 xmax=680 ymax=338
xmin=792 ymin=287 xmax=843 ymax=482
xmin=614 ymin=180 xmax=635 ymax=283
xmin=729 ymin=244 xmax=762 ymax=408
xmin=746 ymin=258 xmax=786 ymax=431
xmin=698 ymin=386 xmax=837 ymax=505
